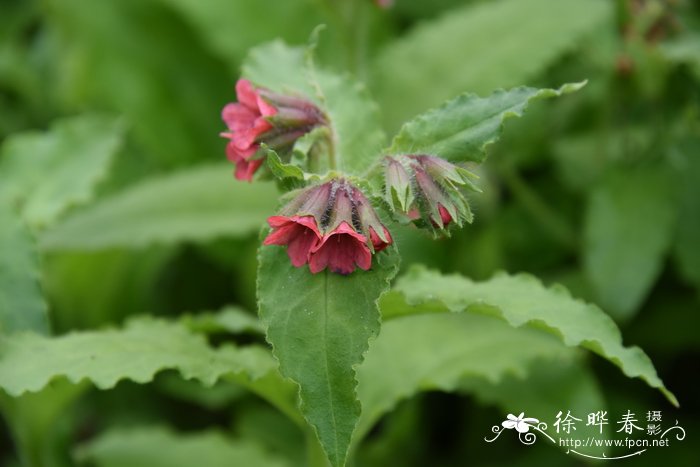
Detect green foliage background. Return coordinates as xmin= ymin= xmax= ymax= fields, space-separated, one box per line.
xmin=1 ymin=0 xmax=699 ymax=466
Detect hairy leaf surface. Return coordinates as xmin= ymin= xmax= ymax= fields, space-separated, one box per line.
xmin=0 ymin=115 xmax=123 ymax=228
xmin=76 ymin=427 xmax=290 ymax=467
xmin=0 ymin=318 xmax=301 ymax=424
xmin=242 ymin=41 xmax=386 ymax=176
xmin=373 ymin=0 xmax=611 ymax=131
xmin=257 ymin=245 xmax=399 ymax=467
xmin=0 ymin=204 xmax=49 ymax=335
xmin=40 ymin=165 xmax=278 ymax=251
xmin=389 ymin=83 xmax=585 ymax=163
xmin=388 ymin=267 xmax=677 ymax=405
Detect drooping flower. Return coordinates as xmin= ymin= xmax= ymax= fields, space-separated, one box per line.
xmin=263 ymin=216 xmax=323 ymax=268
xmin=221 ymin=79 xmax=325 ymax=181
xmin=384 ymin=154 xmax=479 ymax=232
xmin=263 ymin=179 xmax=392 ymax=274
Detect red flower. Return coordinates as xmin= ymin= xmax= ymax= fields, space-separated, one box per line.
xmin=263 ymin=179 xmax=392 ymax=275
xmin=262 ymin=215 xmax=322 ymax=267
xmin=221 ymin=79 xmax=325 ymax=182
xmin=309 ymin=222 xmax=372 ymax=275
xmin=221 ymin=80 xmax=276 ymax=181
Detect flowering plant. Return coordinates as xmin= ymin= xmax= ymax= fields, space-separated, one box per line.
xmin=0 ymin=1 xmax=693 ymax=467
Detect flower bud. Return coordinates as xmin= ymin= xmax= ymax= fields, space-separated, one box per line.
xmin=384 ymin=157 xmax=413 ymax=212
xmin=221 ymin=79 xmax=326 ymax=181
xmin=264 ymin=179 xmax=392 ymax=275
xmin=384 ymin=154 xmax=479 ymax=231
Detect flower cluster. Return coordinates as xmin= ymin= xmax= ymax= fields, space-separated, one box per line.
xmin=263 ymin=179 xmax=392 ymax=275
xmin=220 ymin=80 xmax=478 ymax=274
xmin=221 ymin=79 xmax=325 ymax=181
xmin=384 ymin=154 xmax=479 ymax=232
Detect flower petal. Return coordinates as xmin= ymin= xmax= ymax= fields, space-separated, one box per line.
xmin=221 ymin=103 xmax=257 ymax=132
xmin=370 ymin=226 xmax=392 ymax=253
xmin=233 ymin=158 xmax=263 ymax=181
xmin=309 ymin=222 xmax=370 ymax=275
xmin=235 ymin=79 xmax=258 ymax=110
xmin=256 ymin=95 xmax=278 ymax=117
xmin=264 ymin=216 xmax=322 ymax=267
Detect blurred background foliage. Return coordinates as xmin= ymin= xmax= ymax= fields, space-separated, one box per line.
xmin=0 ymin=0 xmax=699 ymax=465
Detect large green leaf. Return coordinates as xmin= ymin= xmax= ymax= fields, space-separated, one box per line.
xmin=242 ymin=41 xmax=386 ymax=176
xmin=673 ymin=141 xmax=700 ymax=290
xmin=388 ymin=266 xmax=677 ymax=406
xmin=241 ymin=41 xmax=313 ymax=98
xmin=0 ymin=379 xmax=88 ymax=467
xmin=257 ymin=245 xmax=399 ymax=467
xmin=373 ymin=0 xmax=612 ymax=131
xmin=0 ymin=204 xmax=49 ymax=335
xmin=75 ymin=427 xmax=289 ymax=467
xmin=354 ymin=312 xmax=576 ymax=443
xmin=157 ymin=0 xmax=323 ymax=68
xmin=388 ymin=83 xmax=585 ymax=163
xmin=182 ymin=306 xmax=264 ymax=335
xmin=584 ymin=167 xmax=677 ymax=321
xmin=45 ymin=0 xmax=229 ymax=167
xmin=40 ymin=165 xmax=278 ymax=251
xmin=42 ymin=248 xmax=174 ymax=332
xmin=0 ymin=317 xmax=301 ymax=424
xmin=661 ymin=33 xmax=700 ymax=81
xmin=0 ymin=114 xmax=124 ymax=229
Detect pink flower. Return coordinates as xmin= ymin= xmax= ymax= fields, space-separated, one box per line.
xmin=309 ymin=222 xmax=372 ymax=274
xmin=263 ymin=179 xmax=392 ymax=275
xmin=220 ymin=79 xmax=325 ymax=181
xmin=221 ymin=80 xmax=275 ymax=181
xmin=263 ymin=215 xmax=322 ymax=267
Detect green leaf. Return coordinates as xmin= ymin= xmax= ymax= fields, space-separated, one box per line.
xmin=316 ymin=72 xmax=386 ymax=175
xmin=182 ymin=306 xmax=264 ymax=335
xmin=373 ymin=0 xmax=612 ymax=131
xmin=265 ymin=149 xmax=306 ymax=184
xmin=257 ymin=245 xmax=399 ymax=467
xmin=354 ymin=312 xmax=576 ymax=443
xmin=156 ymin=0 xmax=324 ymax=68
xmin=0 ymin=114 xmax=124 ymax=229
xmin=388 ymin=82 xmax=585 ymax=163
xmin=75 ymin=427 xmax=290 ymax=467
xmin=673 ymin=141 xmax=700 ymax=290
xmin=552 ymin=127 xmax=655 ymax=192
xmin=242 ymin=41 xmax=387 ymax=176
xmin=42 ymin=248 xmax=175 ymax=332
xmin=242 ymin=41 xmax=313 ymax=97
xmin=0 ymin=204 xmax=49 ymax=335
xmin=39 ymin=164 xmax=278 ymax=251
xmin=389 ymin=266 xmax=677 ymax=406
xmin=661 ymin=33 xmax=700 ymax=81
xmin=584 ymin=166 xmax=677 ymax=320
xmin=45 ymin=0 xmax=230 ymax=167
xmin=0 ymin=317 xmax=301 ymax=424
xmin=0 ymin=379 xmax=89 ymax=467
xmin=460 ymin=359 xmax=608 ymax=454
